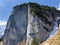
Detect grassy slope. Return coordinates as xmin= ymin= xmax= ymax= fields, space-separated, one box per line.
xmin=40 ymin=27 xmax=60 ymax=45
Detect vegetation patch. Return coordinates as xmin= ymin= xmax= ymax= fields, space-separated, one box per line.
xmin=31 ymin=38 xmax=38 ymax=45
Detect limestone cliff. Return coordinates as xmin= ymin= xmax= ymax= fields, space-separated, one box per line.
xmin=3 ymin=3 xmax=60 ymax=45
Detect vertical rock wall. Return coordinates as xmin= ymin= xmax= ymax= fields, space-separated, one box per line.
xmin=3 ymin=3 xmax=59 ymax=45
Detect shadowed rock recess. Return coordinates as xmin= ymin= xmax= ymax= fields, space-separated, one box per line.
xmin=3 ymin=2 xmax=60 ymax=45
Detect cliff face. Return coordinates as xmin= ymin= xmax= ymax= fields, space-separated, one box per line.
xmin=3 ymin=4 xmax=28 ymax=45
xmin=3 ymin=3 xmax=60 ymax=45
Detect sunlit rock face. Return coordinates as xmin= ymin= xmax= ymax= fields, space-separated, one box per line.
xmin=3 ymin=3 xmax=60 ymax=45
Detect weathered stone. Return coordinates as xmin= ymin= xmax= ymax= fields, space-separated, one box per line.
xmin=3 ymin=3 xmax=60 ymax=45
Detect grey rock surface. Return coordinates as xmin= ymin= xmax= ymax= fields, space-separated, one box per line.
xmin=3 ymin=3 xmax=60 ymax=45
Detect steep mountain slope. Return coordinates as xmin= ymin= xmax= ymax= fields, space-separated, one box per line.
xmin=3 ymin=3 xmax=60 ymax=45
xmin=40 ymin=26 xmax=60 ymax=45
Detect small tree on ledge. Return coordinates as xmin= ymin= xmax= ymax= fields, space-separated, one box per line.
xmin=31 ymin=38 xmax=38 ymax=45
